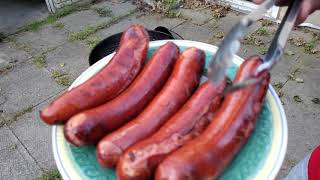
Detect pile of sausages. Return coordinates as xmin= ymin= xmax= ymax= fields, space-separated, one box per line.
xmin=40 ymin=24 xmax=270 ymax=180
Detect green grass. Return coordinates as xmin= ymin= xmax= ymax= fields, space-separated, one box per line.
xmin=304 ymin=40 xmax=316 ymax=53
xmin=213 ymin=31 xmax=225 ymax=39
xmin=11 ymin=105 xmax=33 ymax=123
xmin=37 ymin=169 xmax=61 ymax=180
xmin=10 ymin=144 xmax=17 ymax=150
xmin=94 ymin=7 xmax=113 ymax=17
xmin=85 ymin=36 xmax=101 ymax=48
xmin=0 ymin=32 xmax=6 ymax=42
xmin=160 ymin=0 xmax=181 ymax=18
xmin=273 ymin=82 xmax=284 ymax=89
xmin=258 ymin=46 xmax=268 ymax=55
xmin=243 ymin=34 xmax=256 ymax=45
xmin=212 ymin=4 xmax=230 ymax=19
xmin=284 ymin=50 xmax=295 ymax=56
xmin=273 ymin=82 xmax=284 ymax=97
xmin=8 ymin=38 xmax=32 ymax=52
xmin=56 ymin=76 xmax=71 ymax=86
xmin=293 ymin=95 xmax=303 ymax=103
xmin=165 ymin=10 xmax=181 ymax=18
xmin=288 ymin=67 xmax=301 ymax=80
xmin=256 ymin=27 xmax=269 ymax=36
xmin=290 ymin=37 xmax=305 ymax=47
xmin=312 ymin=32 xmax=320 ymax=41
xmin=0 ymin=64 xmax=15 ymax=74
xmin=69 ymin=26 xmax=96 ymax=41
xmin=243 ymin=34 xmax=264 ymax=46
xmin=287 ymin=158 xmax=298 ymax=168
xmin=51 ymin=70 xmax=65 ymax=79
xmin=33 ymin=53 xmax=46 ymax=68
xmin=260 ymin=19 xmax=273 ymax=26
xmin=52 ymin=22 xmax=65 ymax=29
xmin=17 ymin=4 xmax=90 ymax=33
xmin=69 ymin=10 xmax=136 ymax=41
xmin=163 ymin=0 xmax=179 ymax=11
xmin=51 ymin=70 xmax=71 ymax=86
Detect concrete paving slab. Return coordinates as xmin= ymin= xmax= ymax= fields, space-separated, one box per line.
xmin=0 ymin=124 xmax=42 ymax=179
xmin=0 ymin=41 xmax=32 ymax=68
xmin=0 ymin=61 xmax=63 ymax=117
xmin=92 ymin=0 xmax=137 ymax=18
xmin=203 ymin=11 xmax=243 ymax=34
xmin=96 ymin=12 xmax=185 ymax=39
xmin=172 ymin=21 xmax=214 ymax=43
xmin=59 ymin=9 xmax=108 ymax=33
xmin=0 ymin=0 xmax=48 ymax=34
xmin=276 ymin=54 xmax=320 ymax=178
xmin=136 ymin=13 xmax=186 ymax=30
xmin=9 ymin=97 xmax=56 ymax=171
xmin=45 ymin=42 xmax=91 ymax=82
xmin=14 ymin=25 xmax=69 ymax=55
xmin=180 ymin=8 xmax=213 ymax=25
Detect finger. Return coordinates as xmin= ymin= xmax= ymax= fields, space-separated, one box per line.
xmin=253 ymin=0 xmax=290 ymax=6
xmin=252 ymin=0 xmax=264 ymax=4
xmin=295 ymin=0 xmax=312 ymax=25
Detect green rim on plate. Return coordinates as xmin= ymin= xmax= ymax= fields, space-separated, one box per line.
xmin=52 ymin=40 xmax=288 ymax=180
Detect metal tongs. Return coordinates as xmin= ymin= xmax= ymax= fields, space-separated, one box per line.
xmin=208 ymin=0 xmax=302 ymax=93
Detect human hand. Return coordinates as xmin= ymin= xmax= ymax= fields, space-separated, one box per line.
xmin=253 ymin=0 xmax=320 ymax=24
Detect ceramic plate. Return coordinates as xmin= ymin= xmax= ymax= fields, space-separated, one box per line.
xmin=52 ymin=40 xmax=288 ymax=180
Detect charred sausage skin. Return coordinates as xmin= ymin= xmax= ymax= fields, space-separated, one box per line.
xmin=156 ymin=56 xmax=270 ymax=180
xmin=96 ymin=47 xmax=205 ymax=168
xmin=40 ymin=25 xmax=149 ymax=125
xmin=116 ymin=80 xmax=227 ymax=180
xmin=64 ymin=42 xmax=179 ymax=146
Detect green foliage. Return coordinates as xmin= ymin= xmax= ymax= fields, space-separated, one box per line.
xmin=17 ymin=4 xmax=90 ymax=33
xmin=69 ymin=10 xmax=135 ymax=41
xmin=256 ymin=27 xmax=269 ymax=36
xmin=37 ymin=169 xmax=61 ymax=180
xmin=33 ymin=53 xmax=46 ymax=68
xmin=53 ymin=22 xmax=65 ymax=29
xmin=51 ymin=70 xmax=71 ymax=86
xmin=94 ymin=7 xmax=113 ymax=17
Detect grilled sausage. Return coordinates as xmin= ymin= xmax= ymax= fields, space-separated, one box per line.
xmin=116 ymin=80 xmax=227 ymax=180
xmin=64 ymin=42 xmax=179 ymax=146
xmin=96 ymin=47 xmax=205 ymax=168
xmin=40 ymin=24 xmax=149 ymax=125
xmin=156 ymin=56 xmax=270 ymax=180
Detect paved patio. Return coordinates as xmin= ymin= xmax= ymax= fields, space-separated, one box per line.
xmin=0 ymin=0 xmax=319 ymax=179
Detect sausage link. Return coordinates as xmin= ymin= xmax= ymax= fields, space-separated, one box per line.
xmin=40 ymin=24 xmax=149 ymax=125
xmin=116 ymin=80 xmax=227 ymax=180
xmin=156 ymin=56 xmax=270 ymax=180
xmin=64 ymin=42 xmax=179 ymax=146
xmin=96 ymin=48 xmax=205 ymax=168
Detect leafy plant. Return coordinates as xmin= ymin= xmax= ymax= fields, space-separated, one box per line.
xmin=33 ymin=53 xmax=46 ymax=68
xmin=37 ymin=169 xmax=61 ymax=180
xmin=94 ymin=7 xmax=113 ymax=17
xmin=256 ymin=27 xmax=269 ymax=36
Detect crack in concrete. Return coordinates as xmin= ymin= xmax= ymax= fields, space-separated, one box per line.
xmin=280 ymin=55 xmax=303 ymax=90
xmin=0 ymin=106 xmax=33 ymax=128
xmin=170 ymin=19 xmax=188 ymax=30
xmin=6 ymin=124 xmax=45 ymax=173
